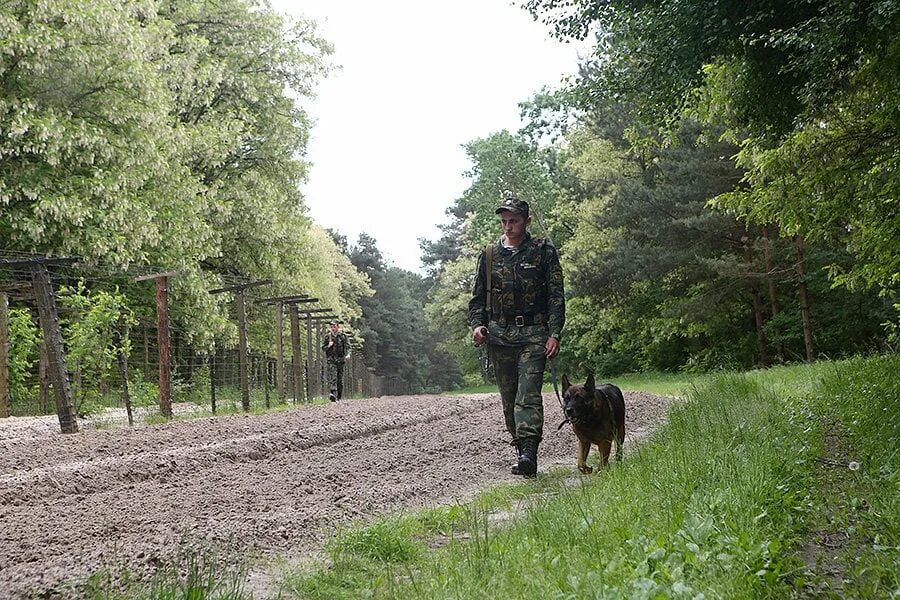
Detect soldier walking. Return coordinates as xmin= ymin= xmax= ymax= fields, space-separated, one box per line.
xmin=468 ymin=195 xmax=565 ymax=477
xmin=323 ymin=321 xmax=349 ymax=401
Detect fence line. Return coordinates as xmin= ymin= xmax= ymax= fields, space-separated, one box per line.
xmin=0 ymin=255 xmax=385 ymax=431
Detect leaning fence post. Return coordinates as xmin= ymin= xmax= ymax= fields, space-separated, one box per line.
xmin=31 ymin=262 xmax=78 ymax=433
xmin=0 ymin=291 xmax=9 ymax=418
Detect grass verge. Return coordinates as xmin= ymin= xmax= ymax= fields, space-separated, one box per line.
xmin=283 ymin=359 xmax=900 ymax=598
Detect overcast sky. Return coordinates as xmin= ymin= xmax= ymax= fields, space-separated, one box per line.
xmin=272 ymin=0 xmax=584 ymax=272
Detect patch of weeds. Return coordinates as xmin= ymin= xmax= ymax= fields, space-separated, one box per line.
xmin=83 ymin=542 xmax=250 ymax=600
xmin=419 ymin=504 xmax=467 ymax=536
xmin=328 ymin=519 xmax=425 ymax=565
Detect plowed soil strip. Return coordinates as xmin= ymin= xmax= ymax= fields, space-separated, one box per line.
xmin=0 ymin=391 xmax=672 ymax=598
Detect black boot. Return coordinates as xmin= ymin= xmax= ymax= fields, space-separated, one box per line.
xmin=510 ymin=440 xmax=522 ymax=475
xmin=517 ymin=437 xmax=539 ymax=478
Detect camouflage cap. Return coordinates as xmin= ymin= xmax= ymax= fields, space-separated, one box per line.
xmin=495 ymin=195 xmax=529 ymax=217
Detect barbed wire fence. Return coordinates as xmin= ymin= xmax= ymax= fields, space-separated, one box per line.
xmin=0 ymin=251 xmax=386 ymax=433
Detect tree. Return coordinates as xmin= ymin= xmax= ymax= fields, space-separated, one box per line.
xmin=525 ymin=0 xmax=900 ymax=291
xmin=0 ymin=0 xmax=374 ymax=355
xmin=349 ymin=234 xmax=460 ymax=393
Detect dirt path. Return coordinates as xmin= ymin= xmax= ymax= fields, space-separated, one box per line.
xmin=0 ymin=390 xmax=673 ymax=599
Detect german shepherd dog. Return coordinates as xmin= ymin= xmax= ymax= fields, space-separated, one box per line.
xmin=561 ymin=374 xmax=626 ymax=474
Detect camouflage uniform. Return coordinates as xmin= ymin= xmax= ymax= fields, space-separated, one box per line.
xmin=323 ymin=329 xmax=349 ymax=400
xmin=468 ymin=230 xmax=565 ymax=443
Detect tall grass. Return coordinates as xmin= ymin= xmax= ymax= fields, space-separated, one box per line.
xmin=283 ymin=367 xmax=830 ymax=598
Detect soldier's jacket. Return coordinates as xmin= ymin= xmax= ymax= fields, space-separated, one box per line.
xmin=468 ymin=233 xmax=565 ymax=347
xmin=323 ymin=331 xmax=349 ymax=363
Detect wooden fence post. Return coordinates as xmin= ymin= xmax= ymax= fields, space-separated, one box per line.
xmin=305 ymin=313 xmax=313 ymax=400
xmin=314 ymin=322 xmax=322 ymax=398
xmin=209 ymin=280 xmax=271 ymax=412
xmin=275 ymin=301 xmax=284 ymax=401
xmin=0 ymin=292 xmax=9 ymax=418
xmin=210 ymin=350 xmax=217 ymax=414
xmin=134 ymin=272 xmax=180 ymax=419
xmin=289 ymin=304 xmax=304 ymax=403
xmin=236 ymin=290 xmax=250 ymax=411
xmin=156 ymin=276 xmax=173 ymax=418
xmin=39 ymin=340 xmax=49 ymax=413
xmin=31 ymin=263 xmax=78 ymax=433
xmin=118 ymin=322 xmax=133 ymax=426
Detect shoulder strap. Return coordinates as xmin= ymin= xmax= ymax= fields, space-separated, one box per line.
xmin=485 ymin=244 xmax=494 ymax=315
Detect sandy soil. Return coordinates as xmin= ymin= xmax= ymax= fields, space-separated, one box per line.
xmin=0 ymin=390 xmax=674 ymax=599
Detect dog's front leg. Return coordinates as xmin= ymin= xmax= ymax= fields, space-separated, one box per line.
xmin=576 ymin=437 xmax=593 ymax=474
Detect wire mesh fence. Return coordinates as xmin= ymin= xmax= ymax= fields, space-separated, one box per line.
xmin=0 ymin=253 xmax=385 ymax=429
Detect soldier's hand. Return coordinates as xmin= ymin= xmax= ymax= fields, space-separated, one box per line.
xmin=545 ymin=336 xmax=560 ymax=359
xmin=472 ymin=326 xmax=488 ymax=346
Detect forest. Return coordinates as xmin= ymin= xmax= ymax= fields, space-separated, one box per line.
xmin=0 ymin=0 xmax=897 ymax=416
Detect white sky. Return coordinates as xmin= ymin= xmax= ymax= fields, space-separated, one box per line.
xmin=272 ymin=0 xmax=584 ymax=272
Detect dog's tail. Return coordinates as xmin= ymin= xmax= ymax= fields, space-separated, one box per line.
xmin=607 ymin=384 xmax=626 ymax=462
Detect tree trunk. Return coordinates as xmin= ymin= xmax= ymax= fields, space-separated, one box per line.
xmin=743 ymin=236 xmax=769 ymax=367
xmin=793 ymin=235 xmax=816 ymax=362
xmin=761 ymin=226 xmax=785 ymax=362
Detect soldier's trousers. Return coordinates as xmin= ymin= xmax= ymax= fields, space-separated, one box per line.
xmin=489 ymin=343 xmax=546 ymax=441
xmin=327 ymin=361 xmax=344 ymax=399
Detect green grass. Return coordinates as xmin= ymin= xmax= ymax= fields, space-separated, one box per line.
xmin=803 ymin=355 xmax=900 ymax=597
xmin=280 ymin=355 xmax=900 ymax=599
xmin=84 ymin=542 xmax=251 ymax=600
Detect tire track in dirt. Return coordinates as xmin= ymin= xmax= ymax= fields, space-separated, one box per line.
xmin=0 ymin=390 xmax=673 ymax=599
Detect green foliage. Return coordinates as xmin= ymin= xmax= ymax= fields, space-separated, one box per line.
xmin=284 ymin=361 xmax=892 ymax=598
xmin=423 ymin=254 xmax=481 ymax=379
xmin=6 ymin=307 xmax=40 ymax=406
xmin=58 ymin=280 xmax=136 ymax=410
xmin=350 ymin=234 xmax=463 ymax=393
xmin=525 ymin=0 xmax=900 ymax=292
xmin=0 ymin=0 xmax=371 ymax=357
xmin=714 ymin=44 xmax=900 ymax=290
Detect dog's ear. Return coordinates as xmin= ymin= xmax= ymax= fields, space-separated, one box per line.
xmin=585 ymin=373 xmax=595 ymax=391
xmin=561 ymin=374 xmax=571 ymax=390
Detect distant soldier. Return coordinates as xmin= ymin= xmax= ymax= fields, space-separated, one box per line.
xmin=468 ymin=195 xmax=565 ymax=477
xmin=323 ymin=321 xmax=349 ymax=401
